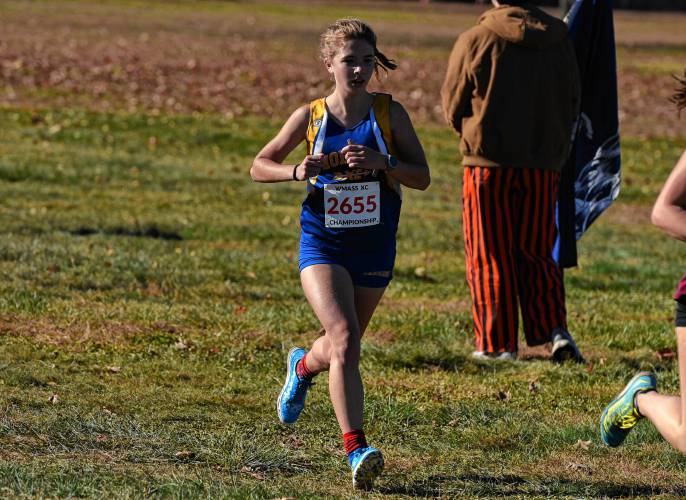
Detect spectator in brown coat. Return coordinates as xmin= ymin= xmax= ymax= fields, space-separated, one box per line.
xmin=441 ymin=0 xmax=582 ymax=361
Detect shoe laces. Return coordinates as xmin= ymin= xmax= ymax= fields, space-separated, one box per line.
xmin=285 ymin=378 xmax=313 ymax=410
xmin=617 ymin=413 xmax=638 ymax=430
xmin=614 ymin=406 xmax=642 ymax=430
xmin=295 ymin=376 xmax=314 ymax=392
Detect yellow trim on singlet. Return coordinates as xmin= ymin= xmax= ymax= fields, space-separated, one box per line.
xmin=305 ymin=93 xmax=400 ymax=195
xmin=306 ymin=98 xmax=327 ymax=156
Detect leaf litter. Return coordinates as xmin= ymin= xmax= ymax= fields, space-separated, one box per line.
xmin=0 ymin=4 xmax=682 ymax=137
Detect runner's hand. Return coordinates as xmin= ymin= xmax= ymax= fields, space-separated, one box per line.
xmin=294 ymin=154 xmax=324 ymax=181
xmin=341 ymin=143 xmax=387 ymax=170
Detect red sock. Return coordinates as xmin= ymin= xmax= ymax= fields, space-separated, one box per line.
xmin=343 ymin=429 xmax=368 ymax=456
xmin=296 ymin=353 xmax=315 ymax=380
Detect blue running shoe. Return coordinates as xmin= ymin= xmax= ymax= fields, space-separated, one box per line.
xmin=277 ymin=347 xmax=312 ymax=424
xmin=348 ymin=446 xmax=384 ymax=490
xmin=600 ymin=372 xmax=657 ymax=447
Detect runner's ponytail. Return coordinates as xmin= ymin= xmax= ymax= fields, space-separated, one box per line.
xmin=374 ymin=48 xmax=397 ymax=75
xmin=671 ymin=67 xmax=686 ymax=115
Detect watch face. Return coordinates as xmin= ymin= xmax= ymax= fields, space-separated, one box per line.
xmin=389 ymin=155 xmax=398 ymax=168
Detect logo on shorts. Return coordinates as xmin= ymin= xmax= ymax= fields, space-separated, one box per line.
xmin=363 ymin=270 xmax=391 ymax=278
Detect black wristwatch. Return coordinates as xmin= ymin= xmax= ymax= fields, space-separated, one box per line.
xmin=386 ymin=154 xmax=398 ymax=171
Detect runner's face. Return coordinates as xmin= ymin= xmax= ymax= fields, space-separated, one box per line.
xmin=327 ymin=39 xmax=375 ymax=92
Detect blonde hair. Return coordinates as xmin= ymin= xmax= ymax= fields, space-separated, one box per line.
xmin=319 ymin=18 xmax=397 ymax=79
xmin=672 ymin=67 xmax=686 ymax=115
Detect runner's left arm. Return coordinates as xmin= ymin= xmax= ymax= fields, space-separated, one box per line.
xmin=340 ymin=101 xmax=430 ymax=190
xmin=652 ymin=149 xmax=686 ymax=241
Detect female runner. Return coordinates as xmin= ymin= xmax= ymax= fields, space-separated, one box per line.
xmin=600 ymin=70 xmax=686 ymax=453
xmin=250 ymin=18 xmax=430 ymax=489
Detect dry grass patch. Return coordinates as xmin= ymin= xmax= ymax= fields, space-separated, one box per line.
xmin=0 ymin=314 xmax=184 ymax=348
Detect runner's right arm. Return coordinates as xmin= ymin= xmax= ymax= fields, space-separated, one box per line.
xmin=251 ymin=105 xmax=324 ymax=182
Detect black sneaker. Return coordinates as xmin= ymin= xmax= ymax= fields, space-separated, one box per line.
xmin=551 ymin=328 xmax=585 ymax=363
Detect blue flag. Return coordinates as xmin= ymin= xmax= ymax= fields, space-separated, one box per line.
xmin=554 ymin=0 xmax=621 ymax=268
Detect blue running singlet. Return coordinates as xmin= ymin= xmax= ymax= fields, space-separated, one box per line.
xmin=299 ymin=96 xmax=402 ymax=287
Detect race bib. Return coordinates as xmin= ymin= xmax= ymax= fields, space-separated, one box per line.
xmin=323 ymin=182 xmax=380 ymax=228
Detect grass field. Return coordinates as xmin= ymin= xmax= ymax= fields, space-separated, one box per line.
xmin=2 ymin=1 xmax=686 ymax=498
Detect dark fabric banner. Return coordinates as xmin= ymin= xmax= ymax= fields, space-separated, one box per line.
xmin=555 ymin=0 xmax=621 ymax=268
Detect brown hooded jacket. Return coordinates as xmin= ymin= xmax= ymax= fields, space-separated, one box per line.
xmin=441 ymin=3 xmax=581 ymax=171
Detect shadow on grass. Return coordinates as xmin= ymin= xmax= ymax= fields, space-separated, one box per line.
xmin=380 ymin=353 xmax=469 ymax=372
xmin=69 ymin=226 xmax=183 ymax=240
xmin=378 ymin=473 xmax=686 ymax=497
xmin=392 ymin=267 xmax=438 ymax=283
xmin=379 ymin=352 xmax=558 ymax=373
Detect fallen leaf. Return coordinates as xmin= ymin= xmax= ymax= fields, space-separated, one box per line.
xmin=567 ymin=461 xmax=592 ymax=474
xmin=145 ymin=282 xmax=163 ymax=297
xmin=240 ymin=466 xmax=266 ymax=480
xmin=174 ymin=339 xmax=189 ymax=350
xmin=284 ymin=434 xmax=303 ymax=449
xmin=107 ymin=365 xmax=121 ymax=373
xmin=586 ymin=362 xmax=594 ymax=374
xmin=49 ymin=394 xmax=59 ymax=404
xmin=96 ymin=434 xmax=108 ymax=443
xmin=496 ymin=390 xmax=511 ymax=402
xmin=413 ymin=266 xmax=436 ymax=282
xmin=528 ymin=380 xmax=539 ymax=394
xmin=573 ymin=439 xmax=592 ymax=450
xmin=246 ymin=271 xmax=256 ymax=280
xmin=175 ymin=450 xmax=195 ymax=459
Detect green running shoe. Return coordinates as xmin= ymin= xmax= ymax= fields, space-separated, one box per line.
xmin=600 ymin=372 xmax=656 ymax=447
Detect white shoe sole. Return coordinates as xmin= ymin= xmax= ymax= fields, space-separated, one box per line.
xmin=352 ymin=449 xmax=384 ymax=490
xmin=472 ymin=351 xmax=517 ymax=361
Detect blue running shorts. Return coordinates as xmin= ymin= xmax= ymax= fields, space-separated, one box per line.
xmin=299 ymin=240 xmax=396 ymax=288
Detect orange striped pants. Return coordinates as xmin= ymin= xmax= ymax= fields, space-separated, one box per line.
xmin=462 ymin=166 xmax=567 ymax=353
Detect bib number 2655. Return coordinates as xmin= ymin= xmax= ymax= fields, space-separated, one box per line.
xmin=323 ymin=182 xmax=380 ymax=228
